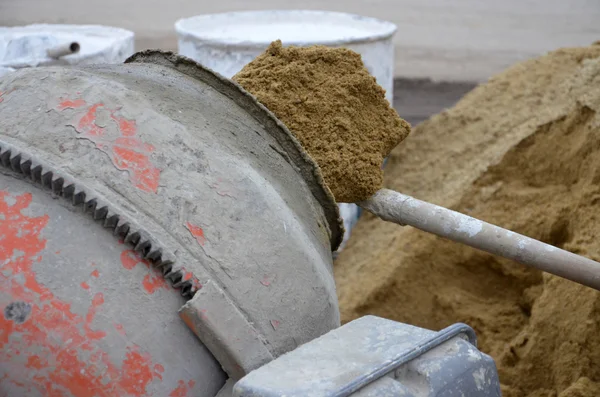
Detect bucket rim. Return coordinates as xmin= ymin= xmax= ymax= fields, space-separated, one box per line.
xmin=0 ymin=24 xmax=135 ymax=68
xmin=174 ymin=10 xmax=397 ymax=48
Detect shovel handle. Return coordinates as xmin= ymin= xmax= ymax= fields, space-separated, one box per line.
xmin=359 ymin=189 xmax=600 ymax=291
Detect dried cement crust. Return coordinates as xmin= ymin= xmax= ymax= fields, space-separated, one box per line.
xmin=126 ymin=50 xmax=343 ymax=251
xmin=335 ymin=44 xmax=600 ymax=396
xmin=233 ymin=40 xmax=411 ymax=203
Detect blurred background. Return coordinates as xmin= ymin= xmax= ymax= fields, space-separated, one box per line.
xmin=1 ymin=0 xmax=599 ymax=123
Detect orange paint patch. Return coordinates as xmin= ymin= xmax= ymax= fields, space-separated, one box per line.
xmin=57 ymin=98 xmax=86 ymax=110
xmin=80 ymin=282 xmax=90 ymax=290
xmin=120 ymin=249 xmax=169 ymax=294
xmin=169 ymin=379 xmax=197 ymax=397
xmin=142 ymin=273 xmax=168 ymax=294
xmin=120 ymin=348 xmax=157 ymax=395
xmin=56 ymin=98 xmax=161 ymax=193
xmin=26 ymin=355 xmax=47 ymax=370
xmin=185 ymin=222 xmax=206 ymax=246
xmin=0 ymin=190 xmax=165 ymax=396
xmin=153 ymin=364 xmax=165 ymax=381
xmin=90 ymin=269 xmax=100 ymax=278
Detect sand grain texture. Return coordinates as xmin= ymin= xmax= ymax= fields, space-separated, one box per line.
xmin=334 ymin=44 xmax=600 ymax=396
xmin=234 ymin=40 xmax=411 ymax=202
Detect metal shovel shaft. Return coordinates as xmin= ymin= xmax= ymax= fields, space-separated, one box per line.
xmin=359 ymin=189 xmax=600 ymax=291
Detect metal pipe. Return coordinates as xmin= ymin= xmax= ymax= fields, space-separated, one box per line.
xmin=359 ymin=189 xmax=600 ymax=291
xmin=46 ymin=42 xmax=80 ymax=59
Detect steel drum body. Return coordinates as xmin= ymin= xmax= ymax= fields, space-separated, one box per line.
xmin=0 ymin=51 xmax=342 ymax=396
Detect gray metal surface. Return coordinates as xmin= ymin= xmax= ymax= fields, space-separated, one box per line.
xmin=0 ymin=51 xmax=342 ymax=395
xmin=0 ymin=158 xmax=226 ymax=396
xmin=233 ymin=316 xmax=501 ymax=397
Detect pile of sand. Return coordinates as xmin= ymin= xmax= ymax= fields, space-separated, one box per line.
xmin=234 ymin=40 xmax=410 ymax=202
xmin=334 ymin=44 xmax=600 ymax=396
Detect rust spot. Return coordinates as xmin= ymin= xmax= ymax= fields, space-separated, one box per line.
xmin=56 ymin=98 xmax=161 ymax=193
xmin=0 ymin=190 xmax=165 ymax=396
xmin=185 ymin=222 xmax=206 ymax=246
xmin=120 ymin=249 xmax=169 ymax=294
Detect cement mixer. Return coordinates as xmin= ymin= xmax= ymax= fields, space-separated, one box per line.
xmin=0 ymin=51 xmax=500 ymax=396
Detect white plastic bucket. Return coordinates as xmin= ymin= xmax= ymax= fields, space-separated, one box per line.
xmin=175 ymin=10 xmax=397 ymax=250
xmin=0 ymin=24 xmax=135 ymax=70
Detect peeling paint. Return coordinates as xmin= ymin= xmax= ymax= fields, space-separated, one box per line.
xmin=120 ymin=249 xmax=169 ymax=295
xmin=56 ymin=97 xmax=161 ymax=193
xmin=169 ymin=379 xmax=196 ymax=397
xmin=185 ymin=222 xmax=206 ymax=246
xmin=0 ymin=190 xmax=166 ymax=396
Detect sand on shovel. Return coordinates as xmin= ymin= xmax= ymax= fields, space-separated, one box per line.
xmin=233 ymin=40 xmax=411 ymax=203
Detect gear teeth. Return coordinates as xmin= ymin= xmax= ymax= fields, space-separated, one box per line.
xmin=0 ymin=142 xmax=201 ymax=300
xmin=94 ymin=206 xmax=109 ymax=221
xmin=72 ymin=190 xmax=86 ymax=205
xmin=42 ymin=171 xmax=53 ymax=189
xmin=31 ymin=165 xmax=43 ymax=183
xmin=146 ymin=249 xmax=162 ymax=262
xmin=172 ymin=275 xmax=186 ymax=288
xmin=115 ymin=222 xmax=131 ymax=239
xmin=0 ymin=149 xmax=11 ymax=167
xmin=135 ymin=240 xmax=152 ymax=256
xmin=124 ymin=231 xmax=141 ymax=246
xmin=155 ymin=257 xmax=174 ymax=270
xmin=51 ymin=177 xmax=64 ymax=195
xmin=164 ymin=268 xmax=180 ymax=283
xmin=159 ymin=262 xmax=174 ymax=275
xmin=20 ymin=159 xmax=32 ymax=177
xmin=9 ymin=154 xmax=21 ymax=172
xmin=84 ymin=198 xmax=97 ymax=213
xmin=103 ymin=214 xmax=120 ymax=229
xmin=62 ymin=184 xmax=75 ymax=199
xmin=180 ymin=281 xmax=194 ymax=298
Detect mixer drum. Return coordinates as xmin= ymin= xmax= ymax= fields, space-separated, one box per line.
xmin=0 ymin=51 xmax=342 ymax=396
